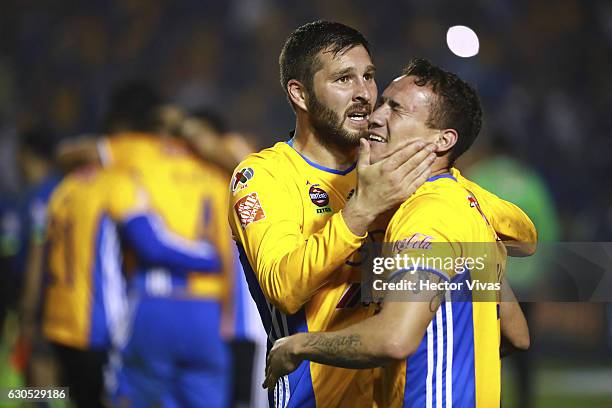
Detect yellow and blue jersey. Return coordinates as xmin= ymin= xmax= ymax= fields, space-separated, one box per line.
xmin=230 ymin=140 xmax=533 ymax=408
xmin=98 ymin=132 xmax=233 ymax=302
xmin=230 ymin=140 xmax=381 ymax=408
xmin=100 ymin=133 xmax=234 ymax=408
xmin=380 ymin=173 xmax=506 ymax=408
xmin=43 ymin=167 xmax=145 ymax=350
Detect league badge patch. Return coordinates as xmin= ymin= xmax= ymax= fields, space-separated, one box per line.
xmin=232 ymin=167 xmax=254 ymax=194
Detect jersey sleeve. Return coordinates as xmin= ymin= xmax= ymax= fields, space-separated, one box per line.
xmin=107 ymin=171 xmax=221 ymax=272
xmin=229 ymin=158 xmax=367 ymax=315
xmin=384 ymin=194 xmax=463 ymax=282
xmin=452 ymin=168 xmax=537 ymax=245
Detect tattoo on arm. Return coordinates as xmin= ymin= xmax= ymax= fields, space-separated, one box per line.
xmin=303 ymin=334 xmax=363 ymax=358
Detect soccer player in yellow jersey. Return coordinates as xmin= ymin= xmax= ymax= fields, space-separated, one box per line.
xmin=230 ymin=22 xmax=535 ymax=408
xmin=44 ymin=164 xmax=221 ymax=408
xmin=50 ymin=82 xmax=237 ymax=406
xmin=265 ymin=58 xmax=531 ymax=408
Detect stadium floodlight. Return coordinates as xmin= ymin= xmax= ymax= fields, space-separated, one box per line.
xmin=446 ymin=25 xmax=480 ymax=58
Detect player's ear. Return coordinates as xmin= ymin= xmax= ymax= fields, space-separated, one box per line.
xmin=435 ymin=129 xmax=458 ymax=154
xmin=287 ymin=79 xmax=308 ymax=112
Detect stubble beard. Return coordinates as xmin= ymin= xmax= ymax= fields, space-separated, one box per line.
xmin=307 ymin=93 xmax=368 ymax=151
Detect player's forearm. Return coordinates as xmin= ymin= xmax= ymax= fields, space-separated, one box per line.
xmin=500 ymin=278 xmax=530 ymax=351
xmin=292 ymin=317 xmax=396 ymax=369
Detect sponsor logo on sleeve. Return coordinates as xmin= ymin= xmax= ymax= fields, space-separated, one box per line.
xmin=231 ymin=167 xmax=254 ymax=194
xmin=392 ymin=233 xmax=434 ymax=252
xmin=234 ymin=192 xmax=265 ymax=228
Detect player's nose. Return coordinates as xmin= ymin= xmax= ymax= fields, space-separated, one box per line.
xmin=353 ymin=79 xmax=372 ymax=104
xmin=368 ymin=106 xmax=385 ymax=128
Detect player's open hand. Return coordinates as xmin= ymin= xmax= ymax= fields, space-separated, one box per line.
xmin=343 ymin=139 xmax=436 ymax=236
xmin=263 ymin=336 xmax=303 ymax=389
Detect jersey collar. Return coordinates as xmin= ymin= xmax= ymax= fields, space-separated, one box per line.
xmin=286 ymin=136 xmax=356 ymax=176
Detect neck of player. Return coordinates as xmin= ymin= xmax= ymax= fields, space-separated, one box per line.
xmin=291 ymin=121 xmax=357 ymax=172
xmin=429 ymin=156 xmax=451 ymax=178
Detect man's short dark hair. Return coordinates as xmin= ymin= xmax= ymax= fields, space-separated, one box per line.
xmin=190 ymin=108 xmax=228 ymax=134
xmin=103 ymin=80 xmax=161 ymax=134
xmin=279 ymin=20 xmax=371 ymax=104
xmin=403 ymin=58 xmax=482 ymax=164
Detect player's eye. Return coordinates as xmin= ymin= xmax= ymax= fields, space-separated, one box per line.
xmin=364 ymin=73 xmax=374 ymax=81
xmin=337 ymin=76 xmax=349 ymax=83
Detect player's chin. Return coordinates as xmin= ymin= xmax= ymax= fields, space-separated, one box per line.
xmin=368 ymin=142 xmax=386 ymax=164
xmin=341 ymin=124 xmax=368 ymax=144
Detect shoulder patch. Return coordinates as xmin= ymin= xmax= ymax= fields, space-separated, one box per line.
xmin=231 ymin=167 xmax=254 ymax=194
xmin=234 ymin=192 xmax=265 ymax=228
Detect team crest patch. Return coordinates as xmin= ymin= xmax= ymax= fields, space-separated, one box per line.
xmin=232 ymin=167 xmax=254 ymax=194
xmin=234 ymin=192 xmax=265 ymax=228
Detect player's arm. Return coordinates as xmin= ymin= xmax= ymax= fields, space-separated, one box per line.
xmin=263 ymin=270 xmax=443 ymax=387
xmin=109 ymin=174 xmax=222 ymax=273
xmin=263 ymin=201 xmax=457 ymax=385
xmin=231 ymin=142 xmax=435 ymax=315
xmin=230 ymin=162 xmax=366 ymax=315
xmin=181 ymin=128 xmax=244 ymax=173
xmin=120 ymin=214 xmax=221 ymax=272
xmin=452 ymin=168 xmax=537 ymax=256
xmin=500 ymin=276 xmax=530 ymax=356
xmin=18 ymin=197 xmax=55 ymax=342
xmin=18 ymin=240 xmax=46 ymax=342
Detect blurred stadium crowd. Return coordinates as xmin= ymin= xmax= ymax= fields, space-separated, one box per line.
xmin=0 ymin=1 xmax=611 ymax=407
xmin=1 ymin=0 xmax=612 ymax=238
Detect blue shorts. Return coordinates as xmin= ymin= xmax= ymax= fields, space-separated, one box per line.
xmin=111 ymin=297 xmax=230 ymax=408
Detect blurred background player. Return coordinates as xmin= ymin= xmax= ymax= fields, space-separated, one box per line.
xmin=13 ymin=126 xmax=63 ymax=393
xmin=43 ymin=162 xmax=222 ymax=408
xmin=76 ymin=82 xmax=235 ymax=408
xmin=180 ymin=108 xmax=268 ymax=408
xmin=57 ymin=87 xmax=242 ymax=175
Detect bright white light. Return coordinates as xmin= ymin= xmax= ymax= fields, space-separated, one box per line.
xmin=446 ymin=25 xmax=479 ymax=58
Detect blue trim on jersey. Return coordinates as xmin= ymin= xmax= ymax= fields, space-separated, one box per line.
xmin=122 ymin=214 xmax=221 ymax=273
xmin=403 ymin=322 xmax=429 ymax=406
xmin=450 ymin=270 xmax=476 ymax=407
xmin=89 ymin=216 xmax=119 ymax=349
xmin=236 ymin=242 xmax=316 ymax=407
xmin=286 ymin=138 xmax=356 ymax=175
xmin=402 ymin=270 xmax=477 ymax=407
xmin=269 ymin=360 xmax=316 ymax=408
xmin=427 ymin=173 xmax=457 ymax=183
xmin=232 ymin=254 xmax=247 ymax=339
